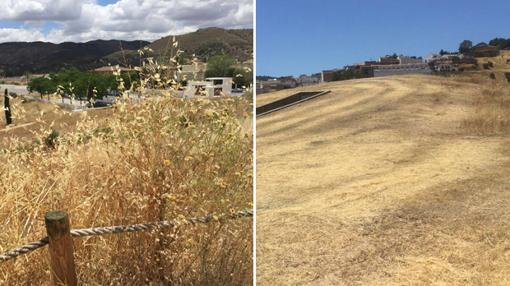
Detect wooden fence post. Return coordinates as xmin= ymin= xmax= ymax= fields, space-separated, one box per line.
xmin=4 ymin=89 xmax=12 ymax=125
xmin=44 ymin=211 xmax=77 ymax=286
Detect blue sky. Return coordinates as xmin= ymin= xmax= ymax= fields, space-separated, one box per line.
xmin=257 ymin=0 xmax=510 ymax=77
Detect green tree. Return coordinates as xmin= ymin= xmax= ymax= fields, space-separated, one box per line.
xmin=459 ymin=40 xmax=473 ymax=53
xmin=205 ymin=55 xmax=236 ymax=78
xmin=232 ymin=67 xmax=253 ymax=87
xmin=489 ymin=38 xmax=510 ymax=50
xmin=28 ymin=76 xmax=57 ymax=98
xmin=28 ymin=68 xmax=134 ymax=102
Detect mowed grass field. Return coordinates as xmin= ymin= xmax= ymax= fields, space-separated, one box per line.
xmin=257 ymin=74 xmax=510 ymax=285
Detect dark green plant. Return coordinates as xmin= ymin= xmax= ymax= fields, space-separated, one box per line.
xmin=44 ymin=129 xmax=60 ymax=149
xmin=459 ymin=40 xmax=473 ymax=53
xmin=205 ymin=55 xmax=236 ymax=78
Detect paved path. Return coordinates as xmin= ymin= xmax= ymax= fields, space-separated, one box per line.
xmin=0 ymin=84 xmax=29 ymax=95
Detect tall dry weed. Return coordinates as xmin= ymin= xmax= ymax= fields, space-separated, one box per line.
xmin=0 ymin=45 xmax=253 ymax=284
xmin=461 ymin=80 xmax=510 ymax=135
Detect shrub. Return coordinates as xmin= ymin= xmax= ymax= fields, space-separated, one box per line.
xmin=43 ymin=129 xmax=59 ymax=149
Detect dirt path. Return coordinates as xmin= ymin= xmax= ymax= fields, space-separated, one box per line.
xmin=257 ymin=75 xmax=510 ymax=285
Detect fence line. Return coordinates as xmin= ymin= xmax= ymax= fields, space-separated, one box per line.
xmin=0 ymin=209 xmax=252 ymax=263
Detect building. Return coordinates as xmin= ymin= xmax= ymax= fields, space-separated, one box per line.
xmin=297 ymin=74 xmax=320 ymax=86
xmin=378 ymin=56 xmax=400 ymax=65
xmin=364 ymin=61 xmax=378 ymax=66
xmin=279 ymin=76 xmax=298 ymax=88
xmin=256 ymin=79 xmax=281 ymax=94
xmin=398 ymin=56 xmax=423 ymax=65
xmin=425 ymin=53 xmax=471 ymax=72
xmin=373 ymin=63 xmax=431 ymax=77
xmin=184 ymin=77 xmax=233 ymax=98
xmin=256 ymin=76 xmax=298 ymax=94
xmin=321 ymin=69 xmax=342 ymax=82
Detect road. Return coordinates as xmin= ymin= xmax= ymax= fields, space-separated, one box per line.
xmin=0 ymin=84 xmax=29 ymax=95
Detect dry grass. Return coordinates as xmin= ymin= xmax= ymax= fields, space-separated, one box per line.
xmin=0 ymin=98 xmax=111 ymax=146
xmin=257 ymin=74 xmax=510 ymax=285
xmin=0 ymin=95 xmax=253 ymax=285
xmin=460 ymin=80 xmax=510 ymax=134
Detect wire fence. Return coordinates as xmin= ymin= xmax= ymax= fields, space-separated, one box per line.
xmin=0 ymin=209 xmax=252 ymax=263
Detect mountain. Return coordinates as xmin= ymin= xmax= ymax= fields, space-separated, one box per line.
xmin=150 ymin=27 xmax=253 ymax=62
xmin=104 ymin=27 xmax=253 ymax=65
xmin=0 ymin=40 xmax=149 ymax=76
xmin=0 ymin=28 xmax=253 ymax=76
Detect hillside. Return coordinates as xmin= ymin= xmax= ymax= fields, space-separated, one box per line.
xmin=0 ymin=27 xmax=253 ymax=76
xmin=148 ymin=27 xmax=253 ymax=62
xmin=0 ymin=40 xmax=149 ymax=76
xmin=257 ymin=74 xmax=510 ymax=285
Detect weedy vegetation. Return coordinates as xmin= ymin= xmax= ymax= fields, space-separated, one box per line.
xmin=0 ymin=38 xmax=253 ymax=285
xmin=458 ymin=75 xmax=510 ymax=135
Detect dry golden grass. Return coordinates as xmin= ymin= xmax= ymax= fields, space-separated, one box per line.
xmin=0 ymin=95 xmax=253 ymax=285
xmin=0 ymin=98 xmax=110 ymax=146
xmin=460 ymin=80 xmax=510 ymax=134
xmin=257 ymin=74 xmax=510 ymax=285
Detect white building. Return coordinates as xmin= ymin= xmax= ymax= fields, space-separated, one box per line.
xmin=398 ymin=56 xmax=423 ymax=65
xmin=184 ymin=77 xmax=233 ymax=98
xmin=373 ymin=63 xmax=431 ymax=77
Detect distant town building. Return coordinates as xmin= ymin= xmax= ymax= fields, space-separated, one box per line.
xmin=256 ymin=79 xmax=282 ymax=94
xmin=373 ymin=63 xmax=431 ymax=77
xmin=378 ymin=56 xmax=400 ymax=65
xmin=425 ymin=53 xmax=477 ymax=72
xmin=279 ymin=76 xmax=298 ymax=88
xmin=398 ymin=56 xmax=423 ymax=65
xmin=321 ymin=69 xmax=342 ymax=82
xmin=297 ymin=74 xmax=320 ymax=86
xmin=184 ymin=77 xmax=233 ymax=97
xmin=363 ymin=61 xmax=379 ymax=66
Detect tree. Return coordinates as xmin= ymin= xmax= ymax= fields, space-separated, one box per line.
xmin=489 ymin=38 xmax=510 ymax=50
xmin=205 ymin=55 xmax=236 ymax=78
xmin=232 ymin=67 xmax=252 ymax=87
xmin=28 ymin=76 xmax=56 ymax=98
xmin=28 ymin=69 xmax=139 ymax=104
xmin=459 ymin=40 xmax=473 ymax=53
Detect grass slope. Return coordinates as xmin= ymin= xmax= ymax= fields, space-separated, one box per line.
xmin=257 ymin=74 xmax=510 ymax=285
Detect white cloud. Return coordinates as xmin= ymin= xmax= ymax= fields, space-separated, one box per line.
xmin=0 ymin=0 xmax=253 ymax=43
xmin=0 ymin=28 xmax=46 ymax=42
xmin=0 ymin=0 xmax=84 ymax=21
